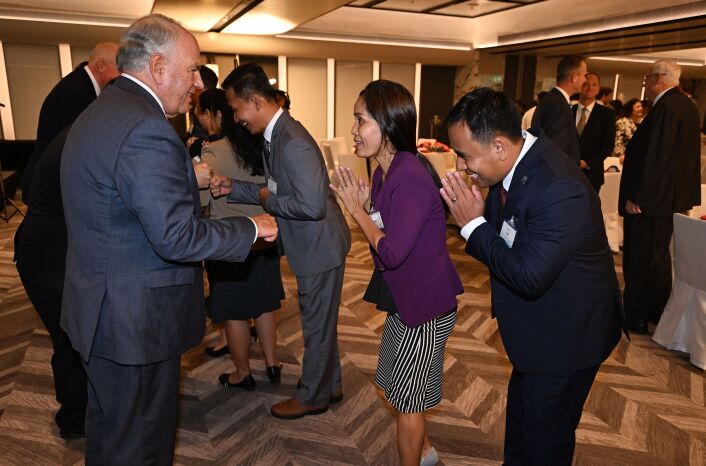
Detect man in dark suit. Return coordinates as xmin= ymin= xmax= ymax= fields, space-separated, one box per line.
xmin=619 ymin=60 xmax=701 ymax=334
xmin=532 ymin=55 xmax=587 ymax=164
xmin=20 ymin=42 xmax=119 ymax=203
xmin=14 ymin=127 xmax=86 ymax=440
xmin=211 ymin=64 xmax=351 ymax=419
xmin=573 ymin=72 xmax=616 ymax=192
xmin=60 ymin=15 xmax=277 ymax=464
xmin=441 ymin=88 xmax=624 ymax=465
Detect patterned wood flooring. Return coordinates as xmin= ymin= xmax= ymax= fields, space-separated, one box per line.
xmin=0 ymin=197 xmax=705 ymax=465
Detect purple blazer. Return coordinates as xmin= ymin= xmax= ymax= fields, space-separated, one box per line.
xmin=372 ymin=151 xmax=463 ymax=327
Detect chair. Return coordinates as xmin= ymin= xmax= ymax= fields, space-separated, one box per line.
xmin=653 ymin=214 xmax=706 ymax=370
xmin=337 ymin=153 xmax=368 ymax=184
xmin=689 ymin=185 xmax=706 ymax=219
xmin=321 ymin=143 xmax=336 ymax=172
xmin=0 ymin=161 xmax=24 ymax=222
xmin=599 ymin=172 xmax=622 ymax=253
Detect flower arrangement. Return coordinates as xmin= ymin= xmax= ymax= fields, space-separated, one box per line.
xmin=417 ymin=141 xmax=451 ymax=153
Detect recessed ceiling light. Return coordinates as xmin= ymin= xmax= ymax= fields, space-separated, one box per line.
xmin=222 ymin=13 xmax=296 ymax=35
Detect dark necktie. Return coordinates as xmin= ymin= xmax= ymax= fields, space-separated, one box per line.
xmin=499 ymin=186 xmax=508 ymax=208
xmin=496 ymin=186 xmax=508 ymax=231
xmin=263 ymin=140 xmax=272 ymax=173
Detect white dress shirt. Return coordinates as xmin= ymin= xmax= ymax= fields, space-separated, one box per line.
xmin=264 ymin=107 xmax=284 ymax=143
xmin=84 ymin=65 xmax=101 ymax=97
xmin=121 ymin=73 xmax=166 ymax=116
xmin=575 ymin=101 xmax=595 ymax=126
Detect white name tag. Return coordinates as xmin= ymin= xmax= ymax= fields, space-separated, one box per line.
xmin=370 ymin=210 xmax=384 ymax=229
xmin=267 ymin=177 xmax=278 ymax=195
xmin=500 ymin=221 xmax=517 ymax=248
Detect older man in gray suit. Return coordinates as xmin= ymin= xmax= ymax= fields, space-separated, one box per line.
xmin=212 ymin=63 xmax=351 ymax=419
xmin=61 ymin=15 xmax=277 ymax=465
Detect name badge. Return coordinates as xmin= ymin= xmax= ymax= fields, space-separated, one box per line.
xmin=500 ymin=221 xmax=517 ymax=248
xmin=369 ymin=210 xmax=384 ymax=229
xmin=267 ymin=177 xmax=278 ymax=195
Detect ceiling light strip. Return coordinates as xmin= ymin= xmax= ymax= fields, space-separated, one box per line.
xmin=210 ymin=0 xmax=264 ymax=33
xmin=276 ymin=32 xmax=471 ymax=51
xmin=0 ymin=12 xmax=132 ymax=28
xmin=590 ymin=56 xmax=705 ymax=67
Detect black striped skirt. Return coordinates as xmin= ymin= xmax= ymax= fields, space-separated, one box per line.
xmin=375 ymin=309 xmax=457 ymax=413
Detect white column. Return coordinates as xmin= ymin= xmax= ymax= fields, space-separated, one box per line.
xmin=277 ymin=55 xmax=287 ymax=92
xmin=414 ymin=62 xmax=422 ymax=140
xmin=327 ymin=58 xmax=335 ymax=139
xmin=372 ymin=60 xmax=380 ymax=81
xmin=59 ymin=43 xmax=72 ymax=77
xmin=613 ymin=74 xmax=620 ymax=100
xmin=0 ymin=41 xmax=15 ymax=140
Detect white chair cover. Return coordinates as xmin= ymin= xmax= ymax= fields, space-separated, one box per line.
xmin=604 ymin=156 xmax=622 ymax=172
xmin=338 ymin=153 xmax=369 ymax=184
xmin=653 ymin=214 xmax=706 ymax=370
xmin=599 ymin=172 xmax=622 ymax=253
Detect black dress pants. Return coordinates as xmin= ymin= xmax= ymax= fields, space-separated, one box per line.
xmin=622 ymin=214 xmax=673 ymax=326
xmin=18 ymin=275 xmax=87 ymax=433
xmin=84 ymin=355 xmax=180 ymax=466
xmin=503 ymin=365 xmax=600 ymax=466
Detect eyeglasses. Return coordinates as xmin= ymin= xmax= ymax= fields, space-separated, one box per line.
xmin=643 ymin=73 xmax=666 ymax=81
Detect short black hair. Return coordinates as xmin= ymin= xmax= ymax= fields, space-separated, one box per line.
xmin=444 ymin=87 xmax=522 ymax=146
xmin=597 ymin=86 xmax=612 ymax=99
xmin=556 ymin=55 xmax=586 ymax=82
xmin=198 ymin=88 xmax=227 ymax=116
xmin=199 ymin=65 xmax=218 ymax=90
xmin=221 ymin=63 xmax=277 ymax=102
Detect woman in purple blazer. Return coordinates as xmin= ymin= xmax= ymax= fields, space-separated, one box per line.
xmin=331 ymin=80 xmax=463 ymax=466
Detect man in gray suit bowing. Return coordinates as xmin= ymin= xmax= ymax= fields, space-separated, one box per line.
xmin=212 ymin=64 xmax=351 ymax=419
xmin=61 ymin=15 xmax=277 ymax=464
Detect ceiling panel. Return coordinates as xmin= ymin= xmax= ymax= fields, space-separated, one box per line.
xmin=152 ymin=0 xmax=238 ymax=32
xmin=435 ymin=1 xmax=514 ymax=17
xmin=0 ymin=0 xmax=153 ymax=18
xmin=373 ymin=0 xmax=452 ymax=13
xmin=221 ymin=0 xmax=351 ymax=35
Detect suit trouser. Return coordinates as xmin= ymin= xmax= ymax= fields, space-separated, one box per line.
xmin=295 ymin=263 xmax=345 ymax=406
xmin=503 ymin=365 xmax=600 ymax=466
xmin=84 ymin=355 xmax=180 ymax=466
xmin=18 ymin=275 xmax=87 ymax=432
xmin=622 ymin=214 xmax=673 ymax=326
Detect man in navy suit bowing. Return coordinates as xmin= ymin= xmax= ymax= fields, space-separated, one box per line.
xmin=441 ymin=88 xmax=624 ymax=465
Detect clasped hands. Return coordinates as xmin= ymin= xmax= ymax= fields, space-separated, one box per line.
xmin=439 ymin=171 xmax=484 ymax=228
xmin=330 ymin=166 xmax=370 ymax=217
xmin=195 ymin=164 xmax=277 ymax=242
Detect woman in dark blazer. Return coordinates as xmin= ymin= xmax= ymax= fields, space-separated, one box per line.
xmin=331 ymin=80 xmax=463 ymax=466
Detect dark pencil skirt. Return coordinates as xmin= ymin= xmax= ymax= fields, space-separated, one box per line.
xmin=205 ymin=246 xmax=284 ymax=323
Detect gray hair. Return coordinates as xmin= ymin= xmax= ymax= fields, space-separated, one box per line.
xmin=117 ymin=14 xmax=183 ymax=73
xmin=649 ymin=60 xmax=681 ymax=86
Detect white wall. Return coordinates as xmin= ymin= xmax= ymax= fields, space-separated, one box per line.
xmin=287 ymin=58 xmax=327 ymax=143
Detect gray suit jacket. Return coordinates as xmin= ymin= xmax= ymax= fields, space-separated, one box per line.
xmin=60 ymin=76 xmax=256 ymax=365
xmin=229 ymin=111 xmax=350 ymax=277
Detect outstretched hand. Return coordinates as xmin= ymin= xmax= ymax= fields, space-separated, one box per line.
xmin=330 ymin=166 xmax=370 ymax=215
xmin=440 ymin=171 xmax=484 ymax=228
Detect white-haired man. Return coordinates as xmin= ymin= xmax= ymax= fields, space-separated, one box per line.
xmin=61 ymin=14 xmax=277 ymax=464
xmin=618 ymin=60 xmax=701 ymax=334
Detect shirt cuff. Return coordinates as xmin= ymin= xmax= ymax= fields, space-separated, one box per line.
xmin=460 ymin=217 xmax=486 ymax=241
xmin=248 ymin=217 xmax=258 ymax=244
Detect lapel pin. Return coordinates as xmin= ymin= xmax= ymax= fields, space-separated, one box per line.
xmin=521 ymin=176 xmax=528 ymax=185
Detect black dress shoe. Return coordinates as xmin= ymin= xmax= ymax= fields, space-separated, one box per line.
xmin=296 ymin=378 xmax=343 ymax=403
xmin=205 ymin=345 xmax=230 ymax=357
xmin=267 ymin=363 xmax=282 ymax=384
xmin=59 ymin=428 xmax=85 ymax=440
xmin=218 ymin=373 xmax=256 ymax=391
xmin=628 ymin=320 xmax=649 ymax=335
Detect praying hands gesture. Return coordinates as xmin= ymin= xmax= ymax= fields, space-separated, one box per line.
xmin=440 ymin=171 xmax=484 ymax=228
xmin=330 ymin=166 xmax=370 ymax=216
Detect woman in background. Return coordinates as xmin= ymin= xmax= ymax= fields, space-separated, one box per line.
xmin=614 ymin=98 xmax=643 ymax=162
xmin=201 ymin=99 xmax=285 ymax=390
xmin=331 ymin=80 xmax=462 ymax=466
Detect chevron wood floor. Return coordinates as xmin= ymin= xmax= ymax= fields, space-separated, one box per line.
xmin=0 ymin=196 xmax=705 ymax=465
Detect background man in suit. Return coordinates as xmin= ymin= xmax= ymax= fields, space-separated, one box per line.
xmin=211 ymin=63 xmax=351 ymax=420
xmin=619 ymin=60 xmax=701 ymax=334
xmin=14 ymin=127 xmax=86 ymax=440
xmin=61 ymin=15 xmax=277 ymax=464
xmin=440 ymin=88 xmax=623 ymax=465
xmin=532 ymin=55 xmax=587 ymax=164
xmin=20 ymin=41 xmax=119 ymax=203
xmin=573 ymin=72 xmax=616 ymax=192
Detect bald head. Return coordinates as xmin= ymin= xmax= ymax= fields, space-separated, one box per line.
xmin=87 ymin=42 xmax=119 ymax=90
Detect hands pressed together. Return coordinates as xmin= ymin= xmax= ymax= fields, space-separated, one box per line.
xmin=330 ymin=166 xmax=370 ymax=216
xmin=439 ymin=171 xmax=485 ymax=228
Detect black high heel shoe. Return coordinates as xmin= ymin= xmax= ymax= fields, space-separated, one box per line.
xmin=218 ymin=373 xmax=256 ymax=391
xmin=205 ymin=345 xmax=230 ymax=357
xmin=266 ymin=363 xmax=282 ymax=384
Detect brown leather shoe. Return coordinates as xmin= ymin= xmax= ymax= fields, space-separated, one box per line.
xmin=270 ymin=397 xmax=329 ymax=420
xmin=296 ymin=379 xmax=343 ymax=404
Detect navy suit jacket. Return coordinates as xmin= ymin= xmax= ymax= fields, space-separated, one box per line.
xmin=619 ymin=87 xmax=701 ymax=217
xmin=61 ymin=76 xmax=256 ymax=365
xmin=466 ymin=131 xmax=624 ymax=374
xmin=573 ymin=103 xmax=616 ymax=190
xmin=532 ymin=88 xmax=581 ymax=164
xmin=21 ymin=63 xmax=96 ymax=203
